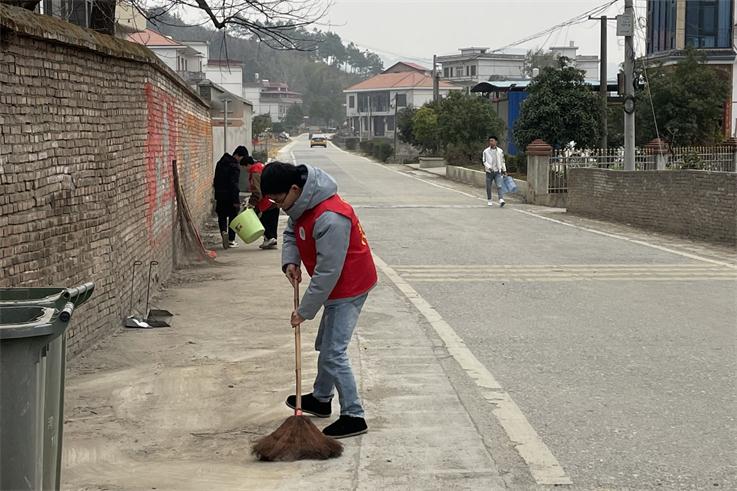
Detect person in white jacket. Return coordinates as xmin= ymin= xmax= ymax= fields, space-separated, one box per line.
xmin=482 ymin=136 xmax=507 ymax=207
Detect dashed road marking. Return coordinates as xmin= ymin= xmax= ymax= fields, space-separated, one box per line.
xmin=393 ymin=264 xmax=737 ymax=283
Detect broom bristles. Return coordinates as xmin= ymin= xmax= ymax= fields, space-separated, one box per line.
xmin=252 ymin=415 xmax=343 ymax=461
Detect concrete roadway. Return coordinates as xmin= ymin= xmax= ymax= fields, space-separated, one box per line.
xmin=287 ymin=135 xmax=737 ymax=489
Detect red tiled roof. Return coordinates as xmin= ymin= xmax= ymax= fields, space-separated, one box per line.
xmin=400 ymin=62 xmax=429 ymax=71
xmin=382 ymin=61 xmax=429 ymax=74
xmin=346 ymin=72 xmax=456 ymax=91
xmin=127 ymin=29 xmax=183 ymax=47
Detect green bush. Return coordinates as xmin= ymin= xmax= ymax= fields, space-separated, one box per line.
xmin=505 ymin=154 xmax=527 ymax=174
xmin=359 ymin=140 xmax=374 ymax=155
xmin=371 ymin=141 xmax=394 ymax=162
xmin=445 ymin=142 xmax=485 ymax=166
xmin=344 ymin=137 xmax=359 ymax=151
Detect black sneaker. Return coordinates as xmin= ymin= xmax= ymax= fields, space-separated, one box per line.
xmin=285 ymin=393 xmax=331 ymax=418
xmin=322 ymin=416 xmax=368 ymax=439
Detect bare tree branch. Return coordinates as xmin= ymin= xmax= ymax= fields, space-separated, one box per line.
xmin=130 ymin=0 xmax=332 ymax=50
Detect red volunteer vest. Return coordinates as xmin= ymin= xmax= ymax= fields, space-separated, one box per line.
xmin=249 ymin=162 xmax=273 ymax=212
xmin=295 ymin=194 xmax=377 ymax=300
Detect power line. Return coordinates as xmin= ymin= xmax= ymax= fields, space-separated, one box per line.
xmin=341 ymin=0 xmax=621 ymax=69
xmin=488 ymin=0 xmax=620 ymax=54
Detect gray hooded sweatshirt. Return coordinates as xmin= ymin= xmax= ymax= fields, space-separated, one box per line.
xmin=282 ymin=165 xmax=356 ymax=320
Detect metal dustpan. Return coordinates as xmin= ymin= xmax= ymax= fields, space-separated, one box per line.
xmin=124 ymin=316 xmax=151 ymax=328
xmin=145 ymin=308 xmax=173 ymax=328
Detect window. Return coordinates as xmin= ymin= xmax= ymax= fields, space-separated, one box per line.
xmin=685 ymin=0 xmax=732 ymax=49
xmin=455 ymin=66 xmax=463 ymax=77
xmin=646 ymin=0 xmax=677 ymax=55
xmin=349 ymin=95 xmax=355 ymax=109
xmin=395 ymin=94 xmax=407 ymax=107
xmin=357 ymin=92 xmax=389 ymax=112
xmin=470 ymin=65 xmax=477 ymax=77
xmin=387 ymin=116 xmax=395 ymax=131
xmin=443 ymin=67 xmax=450 ymax=78
xmin=466 ymin=66 xmax=470 ymax=76
xmin=358 ymin=93 xmax=369 ymax=112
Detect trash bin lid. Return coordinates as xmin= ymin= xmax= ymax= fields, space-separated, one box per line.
xmin=0 ymin=287 xmax=67 ymax=306
xmin=0 ymin=306 xmax=61 ymax=339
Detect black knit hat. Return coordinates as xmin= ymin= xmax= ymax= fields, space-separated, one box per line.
xmin=233 ymin=145 xmax=249 ymax=157
xmin=261 ymin=162 xmax=307 ymax=195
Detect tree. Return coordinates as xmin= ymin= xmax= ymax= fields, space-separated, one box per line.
xmin=636 ymin=49 xmax=730 ymax=146
xmin=302 ymin=63 xmax=344 ymax=126
xmin=396 ymin=106 xmax=418 ymax=146
xmin=253 ymin=113 xmax=272 ymax=137
xmin=412 ymin=105 xmax=440 ymax=155
xmin=514 ymin=58 xmax=600 ymax=150
xmin=522 ymin=48 xmax=558 ymax=78
xmin=364 ymin=52 xmax=384 ymax=75
xmin=283 ymin=104 xmax=305 ymax=132
xmin=437 ymin=92 xmax=505 ymax=163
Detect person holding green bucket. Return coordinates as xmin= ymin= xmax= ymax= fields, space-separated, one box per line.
xmin=235 ymin=148 xmax=279 ymax=250
xmin=260 ymin=162 xmax=377 ymax=439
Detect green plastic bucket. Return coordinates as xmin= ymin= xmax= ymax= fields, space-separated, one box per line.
xmin=229 ymin=208 xmax=265 ymax=244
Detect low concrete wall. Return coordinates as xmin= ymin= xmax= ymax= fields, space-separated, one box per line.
xmin=419 ymin=157 xmax=447 ymax=169
xmin=568 ymin=168 xmax=737 ymax=245
xmin=445 ymin=165 xmax=528 ymax=198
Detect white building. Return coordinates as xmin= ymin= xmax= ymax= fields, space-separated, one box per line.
xmin=438 ymin=43 xmax=599 ymax=89
xmin=127 ymin=29 xmax=203 ymax=76
xmin=204 ymin=59 xmax=244 ymax=97
xmin=344 ymin=62 xmax=463 ymax=139
xmin=242 ymin=80 xmax=303 ymax=123
xmin=127 ymin=31 xmax=254 ymax=161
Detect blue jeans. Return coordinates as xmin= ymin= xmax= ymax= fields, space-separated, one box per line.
xmin=485 ymin=171 xmax=504 ymax=201
xmin=312 ymin=294 xmax=368 ymax=418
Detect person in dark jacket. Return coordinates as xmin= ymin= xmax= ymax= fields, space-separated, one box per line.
xmin=213 ymin=152 xmax=242 ymax=249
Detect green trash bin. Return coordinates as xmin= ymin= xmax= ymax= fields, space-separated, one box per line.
xmin=0 ymin=283 xmax=94 ymax=491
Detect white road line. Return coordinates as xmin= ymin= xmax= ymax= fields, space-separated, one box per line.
xmin=401 ymin=277 xmax=736 ymax=283
xmin=318 ymin=144 xmax=737 ymax=271
xmin=399 ymin=273 xmax=737 ymax=279
xmin=393 ymin=264 xmax=728 ymax=271
xmin=510 ymin=209 xmax=737 ymax=271
xmin=373 ymin=254 xmax=573 ymax=486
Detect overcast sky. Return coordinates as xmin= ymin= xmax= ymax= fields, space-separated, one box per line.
xmin=321 ymin=0 xmax=647 ymax=76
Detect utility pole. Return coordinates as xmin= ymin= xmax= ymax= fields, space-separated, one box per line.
xmin=589 ymin=15 xmax=609 ymax=149
xmin=620 ymin=0 xmax=636 ymax=170
xmin=393 ymin=95 xmax=399 ymax=160
xmin=432 ymin=55 xmax=439 ymax=102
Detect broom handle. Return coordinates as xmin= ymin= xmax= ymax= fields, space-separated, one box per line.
xmin=294 ymin=281 xmax=302 ymax=416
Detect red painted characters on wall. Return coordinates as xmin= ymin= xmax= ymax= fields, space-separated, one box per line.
xmin=144 ymin=83 xmax=177 ymax=247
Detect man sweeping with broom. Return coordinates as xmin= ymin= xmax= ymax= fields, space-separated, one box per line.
xmin=257 ymin=161 xmax=377 ymax=447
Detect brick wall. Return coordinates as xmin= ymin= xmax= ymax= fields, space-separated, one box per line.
xmin=0 ymin=5 xmax=213 ymax=355
xmin=568 ymin=168 xmax=737 ymax=245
